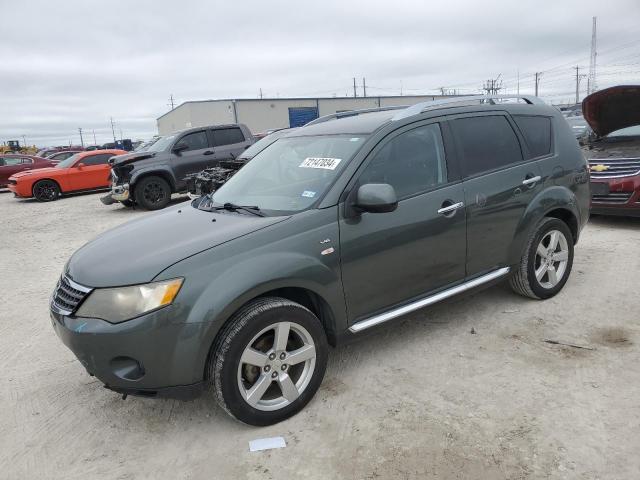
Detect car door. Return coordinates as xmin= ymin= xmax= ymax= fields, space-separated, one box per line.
xmin=339 ymin=122 xmax=467 ymax=322
xmin=0 ymin=157 xmax=29 ymax=184
xmin=211 ymin=127 xmax=249 ymax=163
xmin=65 ymin=153 xmax=113 ymax=191
xmin=170 ymin=130 xmax=212 ymax=188
xmin=448 ymin=113 xmax=543 ymax=277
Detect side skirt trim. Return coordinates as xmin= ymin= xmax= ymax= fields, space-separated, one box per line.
xmin=348 ymin=267 xmax=511 ymax=333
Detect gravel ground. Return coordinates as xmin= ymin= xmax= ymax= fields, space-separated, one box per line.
xmin=1 ymin=190 xmax=639 ymax=480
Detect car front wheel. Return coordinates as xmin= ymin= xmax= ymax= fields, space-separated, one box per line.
xmin=209 ymin=297 xmax=328 ymax=426
xmin=134 ymin=176 xmax=171 ymax=210
xmin=32 ymin=179 xmax=60 ymax=202
xmin=510 ymin=217 xmax=574 ymax=299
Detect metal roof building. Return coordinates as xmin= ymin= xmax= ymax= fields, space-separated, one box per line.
xmin=156 ymin=95 xmax=456 ymax=135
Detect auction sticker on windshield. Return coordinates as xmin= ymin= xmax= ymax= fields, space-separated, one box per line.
xmin=299 ymin=157 xmax=342 ymax=170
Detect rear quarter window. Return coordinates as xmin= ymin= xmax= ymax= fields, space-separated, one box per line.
xmin=512 ymin=115 xmax=552 ymax=158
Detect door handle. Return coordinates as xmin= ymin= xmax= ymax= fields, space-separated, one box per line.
xmin=203 ymin=150 xmax=214 ymax=155
xmin=437 ymin=201 xmax=464 ymax=215
xmin=522 ymin=175 xmax=541 ymax=186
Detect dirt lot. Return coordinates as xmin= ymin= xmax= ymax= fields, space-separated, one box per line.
xmin=1 ymin=190 xmax=639 ymax=480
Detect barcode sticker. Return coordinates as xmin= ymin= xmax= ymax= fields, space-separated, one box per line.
xmin=299 ymin=157 xmax=342 ymax=170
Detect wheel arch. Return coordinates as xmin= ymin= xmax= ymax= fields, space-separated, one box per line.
xmin=130 ymin=168 xmax=176 ymax=197
xmin=31 ymin=177 xmax=62 ymax=196
xmin=508 ymin=186 xmax=581 ymax=265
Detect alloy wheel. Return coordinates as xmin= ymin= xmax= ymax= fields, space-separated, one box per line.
xmin=237 ymin=321 xmax=316 ymax=411
xmin=143 ymin=182 xmax=166 ymax=204
xmin=534 ymin=229 xmax=569 ymax=289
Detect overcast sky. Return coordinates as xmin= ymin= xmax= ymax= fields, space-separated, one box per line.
xmin=1 ymin=0 xmax=639 ymax=147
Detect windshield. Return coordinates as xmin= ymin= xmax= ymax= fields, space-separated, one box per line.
xmin=146 ymin=134 xmax=176 ymax=152
xmin=55 ymin=153 xmax=81 ymax=168
xmin=207 ymin=134 xmax=367 ymax=214
xmin=608 ymin=125 xmax=640 ymax=138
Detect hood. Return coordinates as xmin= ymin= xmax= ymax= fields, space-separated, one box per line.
xmin=10 ymin=167 xmax=61 ymax=179
xmin=582 ymin=85 xmax=640 ymax=137
xmin=67 ymin=203 xmax=288 ymax=287
xmin=110 ymin=151 xmax=157 ymax=166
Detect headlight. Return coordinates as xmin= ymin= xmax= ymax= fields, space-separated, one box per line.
xmin=76 ymin=278 xmax=183 ymax=323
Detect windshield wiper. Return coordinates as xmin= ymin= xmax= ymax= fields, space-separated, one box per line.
xmin=208 ymin=202 xmax=265 ymax=217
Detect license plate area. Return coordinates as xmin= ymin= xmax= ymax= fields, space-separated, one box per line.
xmin=591 ymin=182 xmax=610 ymax=196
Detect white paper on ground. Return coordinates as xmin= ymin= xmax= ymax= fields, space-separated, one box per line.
xmin=249 ymin=436 xmax=287 ymax=452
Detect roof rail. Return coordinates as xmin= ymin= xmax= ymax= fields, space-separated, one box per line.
xmin=391 ymin=95 xmax=545 ymax=121
xmin=304 ymin=105 xmax=408 ymax=126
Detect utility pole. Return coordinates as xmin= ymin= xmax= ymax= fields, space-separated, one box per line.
xmin=362 ymin=77 xmax=367 ymax=97
xmin=353 ymin=77 xmax=357 ymax=98
xmin=110 ymin=117 xmax=117 ymax=143
xmin=259 ymin=88 xmax=263 ymax=100
xmin=168 ymin=94 xmax=175 ymax=110
xmin=119 ymin=129 xmax=123 ymax=143
xmin=400 ymin=80 xmax=403 ymax=96
xmin=574 ymin=66 xmax=587 ymax=104
xmin=588 ymin=16 xmax=598 ymax=94
xmin=517 ymin=69 xmax=520 ymax=95
xmin=534 ymin=72 xmax=542 ymax=96
xmin=92 ymin=129 xmax=97 ymax=145
xmin=22 ymin=135 xmax=27 ymax=147
xmin=482 ymin=75 xmax=502 ymax=95
xmin=78 ymin=128 xmax=84 ymax=147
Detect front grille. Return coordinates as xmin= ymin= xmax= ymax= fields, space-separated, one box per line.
xmin=591 ymin=192 xmax=633 ymax=204
xmin=588 ymin=158 xmax=640 ymax=178
xmin=51 ymin=275 xmax=92 ymax=315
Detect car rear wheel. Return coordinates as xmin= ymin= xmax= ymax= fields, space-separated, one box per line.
xmin=208 ymin=297 xmax=328 ymax=426
xmin=134 ymin=176 xmax=171 ymax=210
xmin=32 ymin=179 xmax=60 ymax=202
xmin=510 ymin=217 xmax=574 ymax=299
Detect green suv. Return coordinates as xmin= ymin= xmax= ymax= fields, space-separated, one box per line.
xmin=51 ymin=96 xmax=590 ymax=426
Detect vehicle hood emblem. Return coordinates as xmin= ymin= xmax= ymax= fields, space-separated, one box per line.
xmin=590 ymin=164 xmax=609 ymax=172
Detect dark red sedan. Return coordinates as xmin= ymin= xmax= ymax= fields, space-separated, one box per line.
xmin=0 ymin=154 xmax=58 ymax=187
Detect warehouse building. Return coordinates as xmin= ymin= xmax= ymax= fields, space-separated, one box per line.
xmin=156 ymin=95 xmax=456 ymax=135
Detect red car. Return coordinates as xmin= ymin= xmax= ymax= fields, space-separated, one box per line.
xmin=8 ymin=149 xmax=126 ymax=202
xmin=583 ymin=85 xmax=640 ymax=217
xmin=0 ymin=154 xmax=57 ymax=187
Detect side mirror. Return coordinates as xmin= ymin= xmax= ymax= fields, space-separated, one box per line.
xmin=172 ymin=142 xmax=188 ymax=154
xmin=354 ymin=183 xmax=398 ymax=213
xmin=77 ymin=163 xmax=86 ymax=169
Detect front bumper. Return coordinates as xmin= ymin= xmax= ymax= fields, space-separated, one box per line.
xmin=111 ymin=182 xmax=130 ymax=202
xmin=50 ymin=304 xmax=208 ymax=400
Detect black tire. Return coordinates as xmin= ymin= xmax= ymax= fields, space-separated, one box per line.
xmin=510 ymin=217 xmax=574 ymax=299
xmin=208 ymin=297 xmax=329 ymax=426
xmin=32 ymin=179 xmax=60 ymax=202
xmin=134 ymin=176 xmax=171 ymax=210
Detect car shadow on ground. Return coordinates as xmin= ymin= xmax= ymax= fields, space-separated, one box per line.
xmin=589 ymin=214 xmax=640 ymax=230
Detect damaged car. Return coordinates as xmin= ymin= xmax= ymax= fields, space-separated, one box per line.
xmin=582 ymin=85 xmax=640 ymax=217
xmin=101 ymin=124 xmax=254 ymax=210
xmin=186 ymin=128 xmax=297 ymax=197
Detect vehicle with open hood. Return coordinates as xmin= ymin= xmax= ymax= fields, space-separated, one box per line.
xmin=51 ymin=96 xmax=588 ymax=426
xmin=582 ymin=85 xmax=640 ymax=217
xmin=101 ymin=124 xmax=254 ymax=210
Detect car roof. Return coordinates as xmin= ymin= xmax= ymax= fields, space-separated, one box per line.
xmin=286 ymin=95 xmax=556 ymax=137
xmin=77 ymin=149 xmax=127 ymax=158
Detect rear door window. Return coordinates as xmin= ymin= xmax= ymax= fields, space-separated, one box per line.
xmin=452 ymin=115 xmax=523 ymax=177
xmin=512 ymin=115 xmax=552 ymax=158
xmin=2 ymin=158 xmax=22 ymax=166
xmin=213 ymin=128 xmax=245 ymax=147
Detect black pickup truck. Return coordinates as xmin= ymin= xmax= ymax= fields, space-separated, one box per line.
xmin=101 ymin=124 xmax=254 ymax=210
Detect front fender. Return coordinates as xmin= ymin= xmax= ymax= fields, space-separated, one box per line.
xmin=507 ymin=185 xmax=580 ymax=265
